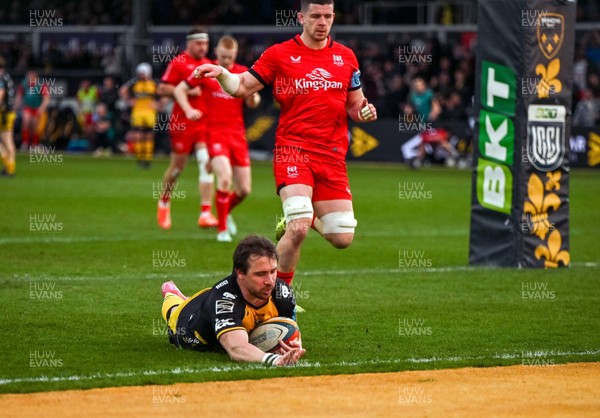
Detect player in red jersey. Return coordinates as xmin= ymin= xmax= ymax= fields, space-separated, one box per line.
xmin=156 ymin=28 xmax=218 ymax=230
xmin=193 ymin=0 xmax=377 ymax=284
xmin=173 ymin=36 xmax=261 ymax=242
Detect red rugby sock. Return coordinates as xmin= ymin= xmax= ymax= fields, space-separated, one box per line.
xmin=277 ymin=270 xmax=294 ymax=285
xmin=216 ymin=190 xmax=230 ymax=233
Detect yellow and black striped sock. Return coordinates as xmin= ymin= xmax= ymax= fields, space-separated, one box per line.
xmin=134 ymin=140 xmax=143 ymax=162
xmin=144 ymin=139 xmax=154 ymax=162
xmin=6 ymin=160 xmax=15 ymax=175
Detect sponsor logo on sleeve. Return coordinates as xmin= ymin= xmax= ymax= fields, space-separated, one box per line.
xmin=223 ymin=292 xmax=237 ymax=300
xmin=215 ymin=299 xmax=236 ymax=314
xmin=215 ymin=280 xmax=229 ymax=289
xmin=279 ymin=284 xmax=290 ymax=298
xmin=215 ymin=318 xmax=235 ymax=331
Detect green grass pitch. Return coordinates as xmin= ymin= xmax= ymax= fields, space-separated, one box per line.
xmin=0 ymin=154 xmax=598 ymax=394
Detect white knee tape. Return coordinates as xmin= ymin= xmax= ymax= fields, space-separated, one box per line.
xmin=196 ymin=148 xmax=214 ymax=183
xmin=320 ymin=211 xmax=357 ymax=234
xmin=283 ymin=196 xmax=314 ymax=222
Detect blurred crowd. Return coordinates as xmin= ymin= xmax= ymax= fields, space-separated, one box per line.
xmin=1 ymin=0 xmax=599 ymax=157
xmin=2 ymin=0 xmax=599 ymax=25
xmin=0 ymin=0 xmax=131 ymax=25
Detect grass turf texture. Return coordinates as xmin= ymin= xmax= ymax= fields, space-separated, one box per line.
xmin=0 ymin=155 xmax=598 ymax=394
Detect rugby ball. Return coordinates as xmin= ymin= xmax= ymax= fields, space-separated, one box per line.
xmin=248 ymin=317 xmax=300 ymax=353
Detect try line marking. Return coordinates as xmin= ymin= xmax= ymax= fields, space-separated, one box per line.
xmin=1 ymin=349 xmax=598 ymax=387
xmin=10 ymin=261 xmax=599 ymax=283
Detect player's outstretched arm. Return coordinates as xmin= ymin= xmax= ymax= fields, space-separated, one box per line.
xmin=173 ymin=81 xmax=202 ymax=120
xmin=193 ymin=64 xmax=263 ymax=98
xmin=219 ymin=329 xmax=306 ymax=366
xmin=346 ymin=89 xmax=377 ymax=123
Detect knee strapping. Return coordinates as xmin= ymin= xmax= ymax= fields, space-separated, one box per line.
xmin=320 ymin=211 xmax=357 ymax=234
xmin=283 ymin=196 xmax=314 ymax=222
xmin=196 ymin=147 xmax=214 ymax=183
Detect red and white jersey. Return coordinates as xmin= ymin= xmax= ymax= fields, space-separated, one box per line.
xmin=250 ymin=35 xmax=362 ymax=158
xmin=161 ymin=51 xmax=211 ymax=130
xmin=185 ymin=62 xmax=248 ymax=134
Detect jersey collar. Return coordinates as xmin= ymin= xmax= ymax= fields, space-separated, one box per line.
xmin=294 ymin=34 xmax=333 ymax=49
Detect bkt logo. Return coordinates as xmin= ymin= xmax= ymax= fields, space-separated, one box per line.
xmin=295 ymin=68 xmax=343 ymax=91
xmin=527 ymin=105 xmax=566 ymax=171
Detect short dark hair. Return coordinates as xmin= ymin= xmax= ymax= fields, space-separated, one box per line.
xmin=188 ymin=27 xmax=208 ymax=36
xmin=301 ymin=0 xmax=334 ymax=12
xmin=0 ymin=56 xmax=5 ymax=70
xmin=233 ymin=235 xmax=278 ymax=274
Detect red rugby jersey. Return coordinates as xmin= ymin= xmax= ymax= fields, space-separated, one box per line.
xmin=249 ymin=35 xmax=362 ymax=158
xmin=161 ymin=51 xmax=211 ymax=130
xmin=185 ymin=62 xmax=248 ymax=133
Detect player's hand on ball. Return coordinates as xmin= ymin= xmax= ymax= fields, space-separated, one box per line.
xmin=275 ymin=346 xmax=306 ymax=366
xmin=275 ymin=337 xmax=302 ymax=355
xmin=358 ymin=98 xmax=377 ymax=122
xmin=193 ymin=64 xmax=223 ymax=79
xmin=185 ymin=108 xmax=202 ymax=120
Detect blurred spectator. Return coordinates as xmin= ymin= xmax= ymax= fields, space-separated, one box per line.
xmin=76 ymin=79 xmax=99 ymax=140
xmin=381 ymin=74 xmax=408 ymax=118
xmin=15 ymin=70 xmax=50 ymax=149
xmin=573 ymin=89 xmax=600 ymax=127
xmin=99 ymin=76 xmax=118 ymax=114
xmin=0 ymin=3 xmax=597 ymax=128
xmin=91 ymin=102 xmax=114 ymax=156
xmin=409 ymin=76 xmax=440 ymax=123
xmin=439 ymin=91 xmax=466 ymax=121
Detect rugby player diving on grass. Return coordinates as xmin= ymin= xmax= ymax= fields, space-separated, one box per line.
xmin=194 ymin=0 xmax=377 ymax=287
xmin=160 ymin=235 xmax=305 ymax=366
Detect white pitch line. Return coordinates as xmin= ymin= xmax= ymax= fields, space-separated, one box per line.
xmin=8 ymin=261 xmax=598 ymax=283
xmin=1 ymin=349 xmax=598 ymax=387
xmin=0 ymin=228 xmax=470 ymax=245
xmin=0 ymin=235 xmax=215 ymax=245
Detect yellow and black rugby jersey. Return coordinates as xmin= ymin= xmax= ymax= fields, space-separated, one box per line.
xmin=0 ymin=72 xmax=15 ymax=111
xmin=122 ymin=77 xmax=158 ymax=112
xmin=174 ymin=273 xmax=296 ymax=351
